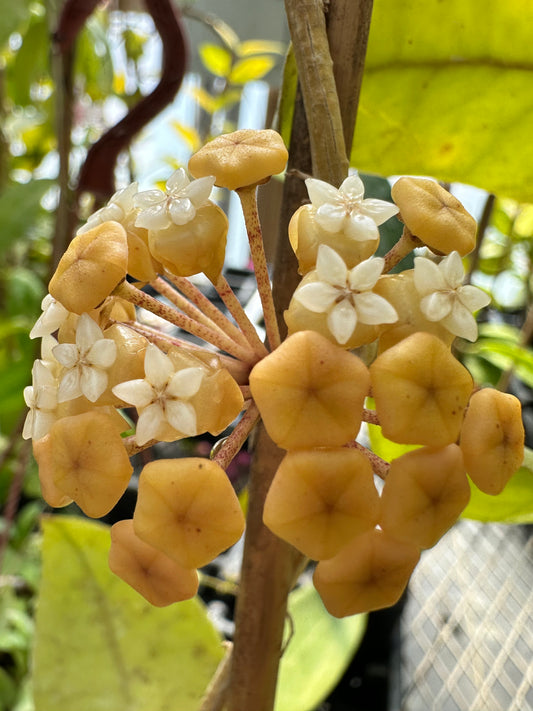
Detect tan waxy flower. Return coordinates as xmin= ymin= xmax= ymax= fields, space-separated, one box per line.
xmin=33 ymin=410 xmax=133 ymax=517
xmin=49 ymin=221 xmax=128 ymax=314
xmin=53 ymin=313 xmax=117 ymax=403
xmin=109 ymin=520 xmax=199 ymax=607
xmin=134 ymin=169 xmax=215 ymax=230
xmin=370 ymin=331 xmax=473 ymax=446
xmin=263 ymin=448 xmax=380 ymax=561
xmin=460 ymin=388 xmax=525 ymax=495
xmin=288 ymin=245 xmax=397 ymax=347
xmin=391 ymin=177 xmax=476 ymax=256
xmin=374 ymin=271 xmax=455 ymax=350
xmin=289 ymin=204 xmax=379 ymax=276
xmin=30 ymin=294 xmax=70 ymax=339
xmin=96 ymin=323 xmax=148 ymax=407
xmin=413 ymin=252 xmax=490 ymax=341
xmin=313 ymin=529 xmax=420 ymax=617
xmin=249 ymin=330 xmax=370 ymax=450
xmin=188 ymin=129 xmax=288 ymax=190
xmin=380 ymin=444 xmax=470 ymax=549
xmin=148 ymin=202 xmax=228 ymax=283
xmin=23 ymin=360 xmax=59 ymax=440
xmin=133 ymin=458 xmax=245 ymax=569
xmin=112 ymin=343 xmax=205 ymax=446
xmin=305 ymin=174 xmax=398 ymax=240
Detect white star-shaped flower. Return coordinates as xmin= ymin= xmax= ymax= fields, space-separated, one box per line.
xmin=52 ymin=313 xmax=117 ymax=403
xmin=23 ymin=360 xmax=59 ymax=440
xmin=293 ymin=245 xmax=398 ymax=345
xmin=111 ymin=344 xmax=205 ymax=446
xmin=133 ymin=169 xmax=215 ymax=231
xmin=77 ymin=182 xmax=139 ymax=235
xmin=414 ymin=251 xmax=491 ymax=341
xmin=305 ymin=173 xmax=399 ymax=242
xmin=30 ymin=294 xmax=70 ymax=339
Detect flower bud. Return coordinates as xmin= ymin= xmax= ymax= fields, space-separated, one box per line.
xmin=49 ymin=221 xmax=128 ymax=314
xmin=133 ymin=458 xmax=245 ymax=569
xmin=313 ymin=528 xmax=420 ymax=617
xmin=188 ymin=129 xmax=288 ymax=191
xmin=32 ymin=410 xmax=133 ymax=517
xmin=109 ymin=519 xmax=199 ymax=607
xmin=264 ymin=448 xmax=380 ymax=560
xmin=380 ymin=444 xmax=470 ymax=549
xmin=391 ymin=177 xmax=476 ymax=256
xmin=370 ymin=331 xmax=473 ymax=446
xmin=460 ymin=388 xmax=525 ymax=495
xmin=249 ymin=331 xmax=370 ymax=450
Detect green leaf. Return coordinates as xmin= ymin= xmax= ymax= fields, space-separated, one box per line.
xmin=0 ymin=1 xmax=30 ymax=49
xmin=7 ymin=14 xmax=49 ymax=106
xmin=75 ymin=15 xmax=114 ymax=101
xmin=199 ymin=44 xmax=232 ymax=78
xmin=467 ymin=338 xmax=533 ymax=387
xmin=230 ymin=56 xmax=277 ymax=84
xmin=462 ymin=448 xmax=533 ymax=523
xmin=0 ymin=180 xmax=52 ymax=253
xmin=276 ymin=583 xmax=366 ymax=711
xmin=351 ymin=0 xmax=533 ymax=201
xmin=33 ymin=516 xmax=224 ymax=711
xmin=4 ymin=267 xmax=44 ymax=319
xmin=367 ymin=418 xmax=420 ymax=462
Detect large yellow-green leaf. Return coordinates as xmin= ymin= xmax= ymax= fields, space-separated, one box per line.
xmin=462 ymin=447 xmax=533 ymax=523
xmin=33 ymin=516 xmax=224 ymax=711
xmin=276 ymin=583 xmax=366 ymax=711
xmin=353 ymin=0 xmax=533 ymax=201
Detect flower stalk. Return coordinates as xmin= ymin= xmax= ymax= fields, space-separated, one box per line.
xmin=113 ymin=280 xmax=257 ymax=364
xmin=236 ymin=185 xmax=281 ymax=350
xmin=165 ymin=272 xmax=255 ymax=351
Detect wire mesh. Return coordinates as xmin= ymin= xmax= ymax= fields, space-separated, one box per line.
xmin=398 ymin=520 xmax=533 ymax=711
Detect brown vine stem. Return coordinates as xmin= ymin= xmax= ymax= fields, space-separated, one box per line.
xmin=113 ymin=281 xmax=257 ymax=364
xmin=326 ymin=0 xmax=374 ymax=159
xmin=164 ymin=272 xmax=252 ymax=350
xmin=236 ymin=185 xmax=281 ymax=350
xmin=227 ymin=424 xmax=304 ymax=711
xmin=227 ymin=1 xmax=373 ymax=709
xmin=284 ymin=0 xmax=348 ymax=186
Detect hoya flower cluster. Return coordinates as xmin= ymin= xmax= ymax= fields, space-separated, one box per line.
xmin=26 ymin=129 xmax=524 ymax=615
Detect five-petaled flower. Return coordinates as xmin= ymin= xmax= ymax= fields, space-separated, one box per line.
xmin=112 ymin=343 xmax=205 ymax=446
xmin=305 ymin=174 xmax=399 ymax=242
xmin=77 ymin=183 xmax=139 ymax=235
xmin=414 ymin=251 xmax=491 ymax=341
xmin=52 ymin=313 xmax=118 ymax=403
xmin=134 ymin=169 xmax=215 ymax=231
xmin=293 ymin=245 xmax=398 ymax=345
xmin=23 ymin=360 xmax=59 ymax=440
xmin=30 ymin=294 xmax=69 ymax=339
